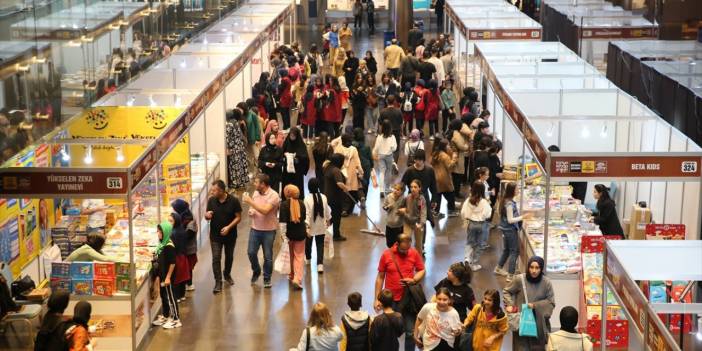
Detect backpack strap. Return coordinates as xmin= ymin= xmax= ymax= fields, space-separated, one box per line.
xmin=305 ymin=327 xmax=310 ymax=351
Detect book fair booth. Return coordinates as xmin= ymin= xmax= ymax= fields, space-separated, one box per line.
xmin=473 ymin=40 xmax=702 ymax=345
xmin=444 ymin=0 xmax=542 ymax=89
xmin=606 ymin=40 xmax=702 ymax=147
xmin=0 ymin=1 xmax=294 ymax=349
xmin=540 ymin=0 xmax=657 ymax=71
xmin=602 ymin=240 xmax=702 ymax=350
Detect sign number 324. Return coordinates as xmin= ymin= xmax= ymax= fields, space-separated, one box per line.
xmin=681 ymin=161 xmax=698 ymax=173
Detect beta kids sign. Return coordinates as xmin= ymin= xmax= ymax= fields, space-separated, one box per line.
xmin=550 ymin=156 xmax=701 ymax=178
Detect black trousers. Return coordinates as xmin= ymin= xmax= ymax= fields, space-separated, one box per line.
xmin=279 ymin=106 xmax=291 ymax=130
xmin=305 ymin=234 xmax=324 ymax=264
xmin=160 ymin=284 xmax=180 ymax=320
xmin=354 ymin=15 xmax=362 ymax=28
xmin=211 ymin=238 xmax=236 ymax=282
xmin=429 ymin=120 xmax=438 ymax=137
xmin=452 ymin=172 xmax=464 ymax=198
xmin=330 ymin=202 xmax=343 ymax=238
xmin=431 ymin=339 xmax=454 ymax=351
xmin=368 ymin=13 xmax=375 ymax=32
xmin=352 ymin=106 xmax=365 ymax=129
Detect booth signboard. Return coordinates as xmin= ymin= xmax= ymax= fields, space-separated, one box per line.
xmin=469 ymin=29 xmax=542 ymax=40
xmin=645 ymin=224 xmax=685 ymax=240
xmin=549 ymin=155 xmax=701 ymax=179
xmin=604 ymin=244 xmax=647 ymax=333
xmin=580 ymin=27 xmax=658 ymax=39
xmin=0 ymin=171 xmax=128 ymax=196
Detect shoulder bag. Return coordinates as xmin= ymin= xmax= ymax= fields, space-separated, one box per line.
xmin=457 ymin=305 xmax=482 ymax=351
xmin=305 ymin=327 xmax=310 ymax=351
xmin=390 ymin=253 xmax=426 ymax=315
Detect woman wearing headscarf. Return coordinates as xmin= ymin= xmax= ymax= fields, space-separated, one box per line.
xmin=253 ymin=72 xmax=274 ymax=119
xmin=171 ymin=199 xmax=198 ymax=293
xmin=281 ymin=127 xmax=310 ymax=199
xmin=448 ymin=118 xmax=473 ymax=198
xmin=546 ymin=306 xmax=593 ymax=351
xmin=403 ymin=128 xmax=425 ymax=168
xmin=343 ymin=51 xmax=360 ymax=91
xmin=264 ymin=119 xmax=285 ymax=147
xmin=301 ymin=84 xmax=317 ymax=141
xmin=225 ymin=108 xmax=250 ymax=190
xmin=503 ymin=256 xmax=555 ymax=350
xmin=168 ymin=212 xmax=190 ymax=302
xmin=425 ymin=79 xmax=442 ymax=137
xmin=152 ymin=222 xmax=181 ymax=329
xmin=34 ymin=291 xmax=70 ymax=350
xmin=65 ymin=301 xmax=93 ymax=351
xmin=259 ymin=132 xmax=284 ymax=194
xmin=350 ymin=74 xmax=368 ymax=130
xmin=280 ymin=184 xmax=307 ymax=290
xmin=304 ymin=178 xmax=331 ymax=273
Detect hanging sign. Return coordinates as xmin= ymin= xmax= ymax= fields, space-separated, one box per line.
xmin=550 ymin=156 xmax=701 ymax=178
xmin=0 ymin=171 xmax=127 ymax=196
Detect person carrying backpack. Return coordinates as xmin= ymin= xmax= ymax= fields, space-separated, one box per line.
xmin=341 ymin=292 xmax=372 ymax=351
xmin=63 ymin=301 xmax=93 ymax=351
xmin=400 ymin=83 xmax=417 ymax=137
xmin=413 ymin=79 xmax=428 ymax=133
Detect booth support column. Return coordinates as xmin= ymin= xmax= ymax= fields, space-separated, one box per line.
xmin=127 ymin=189 xmax=137 ymax=351
xmin=394 ymin=0 xmax=411 ymax=50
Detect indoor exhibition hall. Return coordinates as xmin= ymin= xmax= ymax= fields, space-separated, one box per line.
xmin=0 ymin=0 xmax=700 ymax=350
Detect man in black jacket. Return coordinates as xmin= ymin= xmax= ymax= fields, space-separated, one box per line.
xmin=407 ymin=23 xmax=424 ymax=51
xmin=379 ymin=95 xmax=403 ymax=162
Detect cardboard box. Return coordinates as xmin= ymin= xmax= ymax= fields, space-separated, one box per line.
xmin=115 ymin=262 xmax=130 ymax=277
xmin=93 ymin=279 xmax=115 ymax=297
xmin=71 ymin=279 xmax=93 ymax=295
xmin=628 ymin=204 xmax=651 ymax=240
xmin=93 ymin=262 xmax=115 ymax=278
xmin=26 ymin=288 xmax=50 ymax=301
xmin=50 ymin=278 xmax=71 ymax=292
xmin=51 ymin=262 xmax=71 ymax=278
xmin=116 ymin=276 xmax=130 ymax=293
xmin=70 ymin=262 xmax=93 ymax=279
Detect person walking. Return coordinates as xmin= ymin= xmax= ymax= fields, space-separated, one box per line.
xmin=408 ymin=22 xmax=424 ymax=50
xmin=204 ymin=180 xmax=242 ymax=293
xmin=427 ymin=50 xmax=445 ymax=87
xmin=434 ymin=262 xmax=475 ymax=322
xmin=413 ymin=79 xmax=429 ymax=132
xmin=313 ymin=131 xmax=334 ymax=185
xmin=440 ymin=49 xmax=455 ymax=83
xmin=280 ymin=184 xmax=307 ymax=290
xmin=171 ymin=199 xmax=198 ymax=293
xmin=281 ymin=127 xmax=310 ymax=199
xmin=305 ymin=178 xmax=331 ymax=273
xmin=460 ymin=181 xmax=492 ymax=272
xmin=399 ymin=50 xmax=418 ymax=87
xmin=379 ymin=94 xmax=403 ymax=162
xmin=447 ymin=119 xmax=471 ymax=199
xmin=350 ymin=75 xmax=368 ymax=130
xmin=400 ymin=84 xmax=418 ymax=137
xmin=152 ymin=221 xmax=182 ymax=329
xmin=366 ymin=0 xmax=376 ymax=34
xmin=225 ymin=109 xmax=249 ymax=190
xmin=374 ymin=234 xmax=426 ymax=351
xmin=431 ymin=138 xmax=458 ymax=217
xmin=344 ymin=51 xmax=360 ymax=92
xmin=463 ymin=289 xmax=509 ymax=351
xmin=365 ymin=76 xmax=380 ymax=134
xmin=328 ymin=25 xmax=341 ymax=66
xmin=440 ymin=80 xmax=456 ymax=132
xmin=365 ymin=51 xmax=378 ymax=78
xmin=293 ymin=302 xmax=344 ymax=351
xmin=383 ymin=183 xmax=405 ymax=248
xmin=264 ymin=118 xmax=285 ymax=147
xmin=340 ymin=292 xmax=372 ymax=351
xmin=504 ymin=256 xmax=556 ymax=351
xmin=400 ymin=149 xmax=438 ymax=231
xmin=434 ymin=0 xmax=445 ymax=31
xmin=277 ymin=69 xmax=293 ymax=131
xmin=384 ymin=39 xmax=405 ymax=78
xmin=243 ymin=174 xmax=282 ymax=289
xmin=242 ymin=101 xmax=262 ymax=163
xmin=403 ymin=129 xmax=425 ymax=167
xmin=324 ymin=153 xmax=349 ymax=241
xmin=398 ymin=179 xmax=428 ymax=254
xmin=494 ymin=182 xmax=525 ymax=281
xmin=546 ymin=306 xmax=593 ymax=351
xmin=413 ymin=288 xmax=463 ymax=351
xmin=352 ymin=1 xmax=363 ymax=29
xmin=425 ymin=80 xmax=442 ymax=137
xmin=168 ymin=212 xmax=189 ymax=302
xmin=341 ymin=22 xmax=354 ymax=50
xmin=353 ymin=128 xmax=373 ymax=208
xmin=258 ymin=132 xmax=284 ymax=194
xmin=373 ymin=120 xmax=398 ymax=197
xmin=370 ymin=289 xmax=404 ymax=351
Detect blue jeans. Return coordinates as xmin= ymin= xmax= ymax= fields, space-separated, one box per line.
xmin=377 ymin=154 xmax=394 ymax=194
xmin=247 ymin=229 xmax=276 ymax=281
xmin=365 ymin=106 xmax=378 ymax=132
xmin=497 ymin=227 xmax=520 ymax=274
xmin=479 ymin=221 xmax=490 ymax=248
xmin=392 ymin=301 xmax=417 ymax=351
xmin=465 ymin=221 xmax=484 ymax=264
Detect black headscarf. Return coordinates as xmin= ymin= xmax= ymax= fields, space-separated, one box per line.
xmin=72 ymin=301 xmax=92 ymax=328
xmin=308 ymin=178 xmax=324 ymax=222
xmin=526 ymin=256 xmax=545 ymax=283
xmin=170 ymin=212 xmax=187 ymax=254
xmin=38 ymin=291 xmax=70 ymax=333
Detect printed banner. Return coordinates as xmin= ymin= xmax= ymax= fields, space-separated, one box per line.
xmin=550 ymin=156 xmax=701 ymax=178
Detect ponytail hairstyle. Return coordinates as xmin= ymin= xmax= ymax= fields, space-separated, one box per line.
xmin=308 ymin=178 xmax=324 ymax=222
xmin=500 ymin=182 xmax=517 ymax=217
xmin=594 ymin=184 xmax=611 ymax=201
xmin=469 ymin=181 xmax=485 ymax=206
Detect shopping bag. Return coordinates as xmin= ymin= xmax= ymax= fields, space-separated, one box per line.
xmin=324 ymin=230 xmax=335 ymax=259
xmin=518 ymin=303 xmax=538 ymax=337
xmin=274 ymin=238 xmax=291 ymax=275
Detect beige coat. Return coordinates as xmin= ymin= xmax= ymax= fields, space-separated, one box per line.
xmin=432 ymin=150 xmax=457 ymax=193
xmin=339 ymin=28 xmax=353 ymax=51
xmin=334 ymin=143 xmax=363 ymax=191
xmin=384 ymin=44 xmax=406 ymax=70
xmin=451 ymin=124 xmax=473 ymax=175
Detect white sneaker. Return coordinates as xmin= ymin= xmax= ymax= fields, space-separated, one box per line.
xmin=506 ymin=274 xmax=514 ymax=283
xmin=429 ymin=136 xmax=435 ymax=141
xmin=470 ymin=264 xmax=482 ymax=272
xmin=317 ymin=264 xmax=324 ymax=273
xmin=162 ymin=319 xmax=182 ymax=329
xmin=186 ymin=285 xmax=195 ymax=291
xmin=152 ymin=315 xmax=167 ymax=326
xmin=494 ymin=267 xmax=508 ymax=276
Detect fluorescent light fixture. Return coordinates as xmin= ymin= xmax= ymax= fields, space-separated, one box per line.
xmin=60 ymin=149 xmax=70 ymax=162
xmin=84 ymin=145 xmax=93 ymax=164
xmin=180 ymin=59 xmax=187 ymax=68
xmin=116 ymin=146 xmax=124 ymax=162
xmin=175 ymin=95 xmax=182 ymax=107
xmin=581 ymin=126 xmax=590 ymax=139
xmin=149 ymin=95 xmax=156 ymax=107
xmin=600 ymin=124 xmax=608 ymax=138
xmin=546 ymin=122 xmax=555 ymax=137
xmin=126 ymin=95 xmax=135 ymax=106
xmin=203 ymin=38 xmax=208 ymax=45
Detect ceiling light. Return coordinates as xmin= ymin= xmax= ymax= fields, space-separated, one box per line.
xmin=581 ymin=126 xmax=590 ymax=139
xmin=546 ymin=122 xmax=555 ymax=137
xmin=60 ymin=149 xmax=70 ymax=162
xmin=600 ymin=124 xmax=608 ymax=138
xmin=175 ymin=95 xmax=182 ymax=107
xmin=126 ymin=95 xmax=135 ymax=106
xmin=116 ymin=146 xmax=124 ymax=162
xmin=84 ymin=145 xmax=93 ymax=164
xmin=149 ymin=95 xmax=156 ymax=107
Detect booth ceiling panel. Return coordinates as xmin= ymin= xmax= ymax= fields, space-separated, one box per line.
xmin=608 ymin=240 xmax=702 ymax=281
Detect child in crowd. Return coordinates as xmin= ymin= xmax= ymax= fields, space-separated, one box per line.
xmin=475 ymin=167 xmax=492 ymax=250
xmin=383 ymin=183 xmax=405 ymax=248
xmin=398 ymin=179 xmax=427 ymax=254
xmin=340 ymin=292 xmax=372 ymax=351
xmin=152 ymin=222 xmax=181 ymax=329
xmin=369 ymin=289 xmax=404 ymax=351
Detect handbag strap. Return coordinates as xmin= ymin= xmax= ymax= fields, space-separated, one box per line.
xmin=521 ymin=273 xmax=529 ymax=305
xmin=389 ymin=253 xmax=406 ymax=280
xmin=305 ymin=327 xmax=310 ymax=351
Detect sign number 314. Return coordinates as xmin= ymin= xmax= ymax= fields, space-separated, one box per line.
xmin=681 ymin=161 xmax=698 ymax=173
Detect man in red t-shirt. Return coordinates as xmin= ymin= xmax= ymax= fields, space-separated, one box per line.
xmin=374 ymin=234 xmax=425 ymax=351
